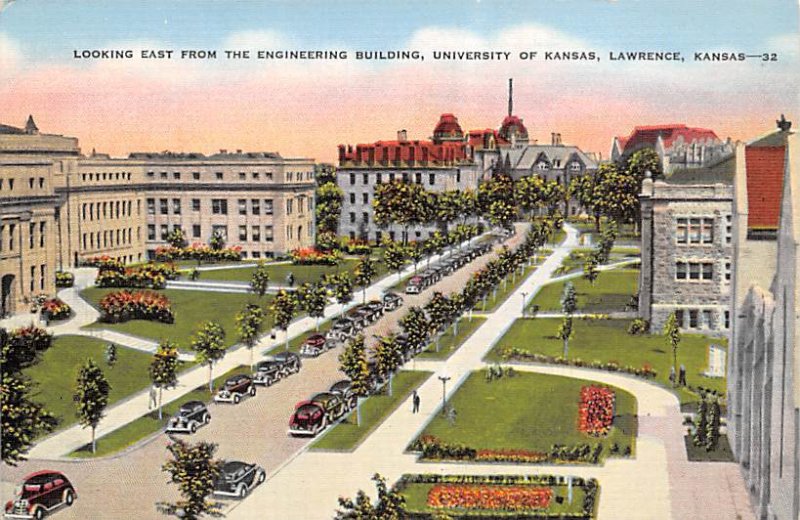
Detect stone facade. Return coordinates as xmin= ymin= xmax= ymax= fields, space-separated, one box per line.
xmin=728 ymin=126 xmax=799 ymax=520
xmin=639 ymin=171 xmax=734 ymax=334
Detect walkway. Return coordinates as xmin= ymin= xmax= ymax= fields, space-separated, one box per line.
xmin=228 ymin=223 xmax=754 ymax=520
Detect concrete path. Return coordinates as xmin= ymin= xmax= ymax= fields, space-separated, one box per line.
xmin=227 ymin=223 xmax=754 ymax=520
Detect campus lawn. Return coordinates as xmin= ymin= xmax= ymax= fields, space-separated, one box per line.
xmin=23 ymin=335 xmax=170 ymax=432
xmin=474 ymin=265 xmax=537 ymax=313
xmin=197 ymin=257 xmax=388 ymax=285
xmin=415 ymin=370 xmax=636 ymax=459
xmin=529 ymin=269 xmax=639 ymax=314
xmin=68 ymin=365 xmax=251 ymax=458
xmin=684 ymin=434 xmax=736 ymax=462
xmin=82 ymin=288 xmax=274 ymax=349
xmin=554 ymin=250 xmax=640 ymax=277
xmin=418 ymin=317 xmax=487 ymax=360
xmin=310 ymin=371 xmax=432 ymax=451
xmin=399 ymin=481 xmax=589 ymax=517
xmin=488 ymin=317 xmax=727 ymax=406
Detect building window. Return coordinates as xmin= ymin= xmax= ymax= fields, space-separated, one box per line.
xmin=362 ymin=212 xmax=369 ymax=223
xmin=192 ymin=199 xmax=200 ymax=211
xmin=238 ymin=199 xmax=247 ymax=215
xmin=376 ymin=173 xmax=382 ymax=184
xmin=7 ymin=224 xmax=13 ymax=250
xmin=160 ymin=171 xmax=167 ymax=179
xmin=701 ymin=218 xmax=714 ymax=244
xmin=160 ymin=224 xmax=168 ymax=240
xmin=148 ymin=225 xmax=156 ymax=240
xmin=456 ymin=171 xmax=461 ymax=183
xmin=724 ymin=311 xmax=730 ymax=329
xmin=415 ymin=173 xmax=422 ymax=184
xmin=676 ymin=218 xmax=688 ymax=244
xmin=252 ymin=172 xmax=260 ymax=180
xmin=349 ymin=193 xmax=356 ymax=204
xmin=252 ymin=226 xmax=261 ymax=241
xmin=192 ymin=171 xmax=200 ymax=180
xmin=192 ymin=224 xmax=201 ymax=238
xmin=264 ymin=199 xmax=274 ymax=215
xmin=676 ymin=262 xmax=687 ymax=280
xmin=689 ymin=263 xmax=700 ymax=280
xmin=147 ymin=171 xmax=155 ymax=178
xmin=349 ymin=231 xmax=355 ymax=240
xmin=429 ymin=173 xmax=435 ymax=185
xmin=147 ymin=198 xmax=155 ymax=215
xmin=173 ymin=199 xmax=181 ymax=215
xmin=308 ymin=197 xmax=313 ymax=212
xmin=287 ymin=199 xmax=293 ymax=215
xmin=287 ymin=172 xmax=293 ymax=181
xmin=362 ymin=193 xmax=369 ymax=204
xmin=264 ymin=225 xmax=274 ymax=242
xmin=159 ymin=199 xmax=169 ymax=215
xmin=349 ymin=173 xmax=356 ymax=185
xmin=702 ymin=263 xmax=713 ymax=280
xmin=724 ymin=262 xmax=731 ymax=282
xmin=173 ymin=171 xmax=180 ymax=180
xmin=688 ymin=310 xmax=699 ymax=328
xmin=252 ymin=251 xmax=261 ymax=259
xmin=29 ymin=222 xmax=34 ymax=249
xmin=39 ymin=222 xmax=45 ymax=248
xmin=402 ymin=172 xmax=409 ymax=183
xmin=212 ymin=199 xmax=228 ymax=215
xmin=30 ymin=266 xmax=35 ymax=292
xmin=239 ymin=225 xmax=247 ymax=241
xmin=265 ymin=172 xmax=273 ymax=181
xmin=239 ymin=172 xmax=246 ymax=181
xmin=537 ymin=162 xmax=549 ymax=171
xmin=215 ymin=172 xmax=223 ymax=180
xmin=702 ymin=310 xmax=712 ymax=329
xmin=287 ymin=225 xmax=293 ymax=239
xmin=375 ymin=231 xmax=382 ymax=243
xmin=251 ymin=199 xmax=260 ymax=215
xmin=362 ymin=173 xmax=368 ymax=185
xmin=349 ymin=212 xmax=356 ymax=223
xmin=570 ymin=162 xmax=581 ymax=172
xmin=725 ymin=215 xmax=732 ymax=244
xmin=389 ymin=173 xmax=395 ymax=183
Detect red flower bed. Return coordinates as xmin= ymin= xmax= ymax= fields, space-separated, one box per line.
xmin=99 ymin=290 xmax=174 ymax=324
xmin=41 ymin=297 xmax=71 ymax=321
xmin=289 ymin=247 xmax=340 ymax=265
xmin=578 ymin=385 xmax=616 ymax=437
xmin=427 ymin=484 xmax=553 ymax=511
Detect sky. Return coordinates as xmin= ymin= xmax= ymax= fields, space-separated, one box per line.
xmin=1 ymin=0 xmax=799 ymax=162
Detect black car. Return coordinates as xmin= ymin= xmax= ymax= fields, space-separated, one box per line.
xmin=272 ymin=351 xmax=302 ymax=375
xmin=213 ymin=461 xmax=266 ymax=499
xmin=253 ymin=359 xmax=284 ymax=386
xmin=382 ymin=292 xmax=403 ymax=311
xmin=326 ymin=318 xmax=357 ymax=342
xmin=364 ymin=300 xmax=385 ymax=318
xmin=329 ymin=380 xmax=358 ymax=410
xmin=166 ymin=401 xmax=210 ymax=434
xmin=4 ymin=471 xmax=76 ymax=520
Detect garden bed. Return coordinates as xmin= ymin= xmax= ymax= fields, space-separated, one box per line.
xmin=684 ymin=434 xmax=735 ymax=462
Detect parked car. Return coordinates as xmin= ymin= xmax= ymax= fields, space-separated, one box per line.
xmin=405 ymin=276 xmax=424 ymax=294
xmin=347 ymin=308 xmax=373 ymax=328
xmin=299 ymin=334 xmax=328 ymax=357
xmin=326 ymin=318 xmax=357 ymax=342
xmin=166 ymin=401 xmax=210 ymax=434
xmin=213 ymin=461 xmax=266 ymax=499
xmin=272 ymin=351 xmax=302 ymax=375
xmin=4 ymin=471 xmax=76 ymax=520
xmin=306 ymin=392 xmax=347 ymax=422
xmin=329 ymin=380 xmax=358 ymax=410
xmin=288 ymin=403 xmax=327 ymax=436
xmin=364 ymin=300 xmax=385 ymax=318
xmin=252 ymin=359 xmax=284 ymax=386
xmin=382 ymin=292 xmax=403 ymax=311
xmin=214 ymin=374 xmax=256 ymax=404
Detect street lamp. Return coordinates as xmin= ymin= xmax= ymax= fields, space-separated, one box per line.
xmin=438 ymin=370 xmax=451 ymax=416
xmin=521 ymin=292 xmax=528 ymax=316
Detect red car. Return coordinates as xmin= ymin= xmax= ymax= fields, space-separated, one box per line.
xmin=299 ymin=334 xmax=328 ymax=357
xmin=4 ymin=471 xmax=76 ymax=519
xmin=288 ymin=403 xmax=326 ymax=436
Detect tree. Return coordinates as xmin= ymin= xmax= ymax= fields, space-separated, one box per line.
xmin=74 ymin=358 xmax=111 ymax=454
xmin=1 ymin=326 xmax=54 ymax=375
xmin=249 ymin=262 xmax=271 ymax=297
xmin=157 ymin=439 xmax=223 ymax=520
xmin=425 ymin=292 xmax=452 ymax=352
xmin=559 ymin=282 xmax=577 ymax=357
xmin=190 ymin=322 xmax=227 ymax=392
xmin=338 ymin=335 xmax=372 ymax=426
xmin=383 ymin=241 xmax=408 ymax=280
xmin=354 ymin=255 xmax=378 ymax=303
xmin=316 ymin=180 xmax=344 ymax=236
xmin=236 ymin=303 xmax=265 ymax=369
xmin=331 ymin=272 xmax=354 ymax=317
xmin=399 ymin=306 xmax=429 ymax=354
xmin=596 ymin=220 xmax=619 ymax=264
xmin=557 ymin=317 xmax=574 ymax=359
xmin=516 ymin=175 xmax=565 ymax=217
xmin=336 ymin=473 xmax=406 ymax=520
xmin=424 ymin=231 xmax=446 ymax=267
xmin=104 ymin=343 xmax=117 ymax=368
xmin=166 ymin=227 xmax=188 ymax=249
xmin=271 ymin=290 xmax=298 ymax=351
xmin=478 ymin=173 xmax=516 ymax=228
xmin=209 ymin=230 xmax=225 ymax=251
xmin=693 ymin=397 xmax=708 ymax=447
xmin=149 ymin=341 xmax=180 ymax=420
xmin=407 ymin=242 xmax=425 ymax=274
xmin=583 ymin=251 xmax=600 ymax=285
xmin=374 ymin=336 xmax=403 ymax=396
xmin=663 ymin=312 xmax=681 ymax=387
xmin=705 ymin=396 xmax=721 ymax=451
xmin=298 ymin=282 xmax=328 ymax=330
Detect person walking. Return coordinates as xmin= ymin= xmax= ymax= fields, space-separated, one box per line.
xmin=286 ymin=272 xmax=295 ymax=287
xmin=679 ymin=364 xmax=687 ymax=386
xmin=412 ymin=390 xmax=420 ymax=414
xmin=148 ymin=386 xmax=158 ymax=410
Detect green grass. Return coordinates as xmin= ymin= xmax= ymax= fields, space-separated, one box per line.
xmin=23 ymin=335 xmax=180 ymax=433
xmin=196 ymin=257 xmax=389 ymax=285
xmin=684 ymin=435 xmax=735 ymax=462
xmin=554 ymin=250 xmax=640 ymax=277
xmin=82 ymin=288 xmax=274 ymax=349
xmin=400 ymin=481 xmax=588 ymax=516
xmin=530 ymin=269 xmax=639 ymax=314
xmin=68 ymin=365 xmax=251 ymax=458
xmin=418 ymin=317 xmax=487 ymax=360
xmin=488 ymin=318 xmax=727 ymax=406
xmin=474 ymin=265 xmax=537 ymax=313
xmin=416 ymin=370 xmax=636 ymax=460
xmin=310 ymin=371 xmax=432 ymax=451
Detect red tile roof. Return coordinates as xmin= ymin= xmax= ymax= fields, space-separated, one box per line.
xmin=616 ymin=124 xmax=719 ymax=154
xmin=337 ymin=139 xmax=469 ymax=166
xmin=745 ymin=145 xmax=785 ymax=229
xmin=432 ymin=113 xmax=464 ymax=138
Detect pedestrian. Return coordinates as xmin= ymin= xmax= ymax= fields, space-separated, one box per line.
xmin=148 ymin=386 xmax=158 ymax=410
xmin=412 ymin=390 xmax=420 ymax=414
xmin=447 ymin=407 xmax=457 ymax=426
xmin=287 ymin=272 xmax=295 ymax=287
xmin=669 ymin=366 xmax=676 ymax=385
xmin=679 ymin=364 xmax=687 ymax=387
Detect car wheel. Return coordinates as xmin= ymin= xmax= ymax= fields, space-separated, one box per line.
xmin=33 ymin=507 xmax=44 ymax=520
xmin=190 ymin=423 xmax=198 ymax=433
xmin=249 ymin=386 xmax=256 ymax=397
xmin=203 ymin=413 xmax=210 ymax=424
xmin=65 ymin=490 xmax=75 ymax=506
xmin=237 ymin=484 xmax=247 ymax=499
xmin=233 ymin=394 xmax=241 ymax=404
xmin=257 ymin=471 xmax=266 ymax=484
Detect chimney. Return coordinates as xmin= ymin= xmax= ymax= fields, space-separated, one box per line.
xmin=220 ymin=149 xmax=227 ymax=154
xmin=551 ymin=133 xmax=556 ymax=146
xmin=338 ymin=145 xmax=346 ymax=163
xmin=236 ymin=149 xmax=242 ymax=154
xmin=397 ymin=129 xmax=407 ymax=142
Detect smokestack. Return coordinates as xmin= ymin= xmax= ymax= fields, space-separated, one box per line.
xmin=508 ymin=78 xmax=513 ymax=117
xmin=397 ymin=129 xmax=407 ymax=141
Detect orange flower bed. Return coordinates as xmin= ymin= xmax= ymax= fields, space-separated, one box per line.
xmin=578 ymin=385 xmax=615 ymax=437
xmin=428 ymin=484 xmax=553 ymax=511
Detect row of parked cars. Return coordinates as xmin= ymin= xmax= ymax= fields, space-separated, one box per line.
xmin=288 ymin=379 xmax=361 ymax=436
xmin=298 ymin=292 xmax=404 ymax=357
xmin=405 ymin=241 xmax=495 ymax=294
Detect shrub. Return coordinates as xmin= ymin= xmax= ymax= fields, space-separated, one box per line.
xmin=498 ymin=347 xmax=658 ymax=379
xmin=289 ymin=247 xmax=341 ymax=265
xmin=40 ymin=297 xmax=71 ymax=321
xmin=155 ymin=243 xmax=242 ymax=263
xmin=99 ymin=290 xmax=174 ymax=324
xmin=82 ymin=255 xmax=124 ymax=271
xmin=9 ymin=325 xmax=53 ymax=352
xmin=95 ymin=263 xmax=175 ymax=289
xmin=55 ymin=271 xmax=75 ymax=288
xmin=627 ymin=318 xmax=649 ymax=335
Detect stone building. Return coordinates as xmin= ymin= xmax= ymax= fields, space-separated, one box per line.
xmin=0 ymin=116 xmax=315 ymax=317
xmin=611 ymin=123 xmax=733 ymax=173
xmin=727 ymin=121 xmax=799 ymax=520
xmin=638 ymin=156 xmax=734 ymax=334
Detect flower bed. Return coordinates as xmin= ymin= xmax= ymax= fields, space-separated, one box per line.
xmin=82 ymin=255 xmax=124 ymax=271
xmin=154 ymin=243 xmax=242 ymax=263
xmin=41 ymin=297 xmax=71 ymax=321
xmin=95 ymin=263 xmax=177 ymax=289
xmin=578 ymin=386 xmax=615 ymax=437
xmin=497 ymin=347 xmax=657 ymax=380
xmin=98 ymin=290 xmax=174 ymax=324
xmin=289 ymin=247 xmax=341 ymax=265
xmin=9 ymin=325 xmax=53 ymax=351
xmin=55 ymin=271 xmax=75 ymax=288
xmin=428 ymin=484 xmax=553 ymax=511
xmin=408 ymin=435 xmax=604 ymax=465
xmin=340 ymin=239 xmax=372 ymax=255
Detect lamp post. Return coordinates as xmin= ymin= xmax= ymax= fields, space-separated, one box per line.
xmin=438 ymin=371 xmax=451 ymax=416
xmin=521 ymin=292 xmax=528 ymax=317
